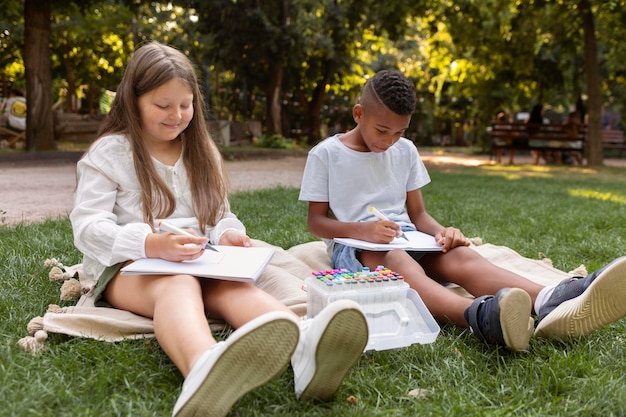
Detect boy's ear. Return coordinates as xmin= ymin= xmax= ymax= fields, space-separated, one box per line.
xmin=353 ymin=104 xmax=363 ymax=123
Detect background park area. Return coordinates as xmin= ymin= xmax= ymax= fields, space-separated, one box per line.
xmin=1 ymin=1 xmax=626 ymax=416
xmin=2 ymin=1 xmax=626 ymax=165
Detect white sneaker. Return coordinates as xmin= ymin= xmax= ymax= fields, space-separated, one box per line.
xmin=291 ymin=299 xmax=368 ymax=401
xmin=172 ymin=311 xmax=299 ymax=417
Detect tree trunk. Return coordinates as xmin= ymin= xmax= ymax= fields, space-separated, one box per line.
xmin=265 ymin=65 xmax=283 ymax=135
xmin=305 ymin=81 xmax=326 ymax=145
xmin=61 ymin=40 xmax=78 ymax=113
xmin=578 ymin=0 xmax=603 ymax=166
xmin=263 ymin=0 xmax=290 ymax=136
xmin=24 ymin=0 xmax=55 ymax=151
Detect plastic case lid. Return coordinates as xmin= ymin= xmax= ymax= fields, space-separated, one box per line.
xmin=362 ymin=288 xmax=440 ymax=351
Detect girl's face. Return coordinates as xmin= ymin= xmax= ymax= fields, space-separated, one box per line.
xmin=353 ymin=102 xmax=411 ymax=153
xmin=138 ymin=78 xmax=194 ymax=145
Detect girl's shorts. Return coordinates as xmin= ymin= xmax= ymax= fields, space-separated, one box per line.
xmin=92 ymin=262 xmax=125 ymax=306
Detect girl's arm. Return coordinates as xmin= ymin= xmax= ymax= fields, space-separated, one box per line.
xmin=307 ymin=201 xmax=398 ymax=244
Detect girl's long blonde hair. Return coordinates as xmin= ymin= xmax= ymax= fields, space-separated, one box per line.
xmin=97 ymin=42 xmax=227 ymax=233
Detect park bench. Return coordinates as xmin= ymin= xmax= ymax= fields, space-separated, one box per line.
xmin=601 ymin=129 xmax=626 ymax=157
xmin=1 ymin=112 xmax=102 ymax=148
xmin=54 ymin=112 xmax=103 ymax=142
xmin=0 ymin=114 xmax=25 ymax=148
xmin=490 ymin=122 xmax=586 ymax=164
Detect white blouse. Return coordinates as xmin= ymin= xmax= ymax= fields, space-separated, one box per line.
xmin=70 ymin=134 xmax=245 ymax=281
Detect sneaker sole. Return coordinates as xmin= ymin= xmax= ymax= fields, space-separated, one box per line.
xmin=175 ymin=317 xmax=299 ymax=417
xmin=498 ymin=288 xmax=534 ymax=352
xmin=535 ymin=257 xmax=626 ymax=339
xmin=299 ymin=306 xmax=368 ymax=401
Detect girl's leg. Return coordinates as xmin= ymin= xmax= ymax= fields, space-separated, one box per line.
xmin=105 ymin=273 xmax=300 ymax=417
xmin=104 ymin=272 xmax=216 ymax=376
xmin=200 ymin=279 xmax=298 ymax=327
xmin=201 ymin=280 xmax=368 ymax=402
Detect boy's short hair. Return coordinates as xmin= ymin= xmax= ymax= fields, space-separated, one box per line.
xmin=362 ymin=70 xmax=416 ymax=115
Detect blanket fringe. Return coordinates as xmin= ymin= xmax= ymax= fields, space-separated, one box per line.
xmin=569 ymin=264 xmax=588 ymax=276
xmin=60 ymin=278 xmax=83 ymax=301
xmin=26 ymin=316 xmax=44 ymax=334
xmin=19 ymin=304 xmax=65 ymax=354
xmin=18 ymin=256 xmax=88 ymax=353
xmin=18 ymin=332 xmax=48 ymax=354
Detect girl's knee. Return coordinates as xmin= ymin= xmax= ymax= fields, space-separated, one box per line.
xmin=153 ymin=274 xmax=203 ymax=298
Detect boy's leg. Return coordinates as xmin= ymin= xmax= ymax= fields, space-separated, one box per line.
xmin=419 ymin=248 xmax=626 ymax=339
xmin=535 ymin=256 xmax=626 ymax=339
xmin=360 ymin=249 xmax=533 ymax=351
xmin=418 ymin=246 xmax=545 ymax=308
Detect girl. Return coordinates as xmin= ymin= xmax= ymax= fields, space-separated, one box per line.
xmin=70 ymin=42 xmax=368 ymax=417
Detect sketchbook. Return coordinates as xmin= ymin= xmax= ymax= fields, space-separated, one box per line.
xmin=120 ymin=245 xmax=275 ymax=282
xmin=334 ymin=230 xmax=443 ymax=252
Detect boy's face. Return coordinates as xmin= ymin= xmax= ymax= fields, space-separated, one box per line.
xmin=353 ymin=102 xmax=411 ymax=153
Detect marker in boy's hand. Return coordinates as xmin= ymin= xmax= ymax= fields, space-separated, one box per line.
xmin=369 ymin=207 xmax=409 ymax=241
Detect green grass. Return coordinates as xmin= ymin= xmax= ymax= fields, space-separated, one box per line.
xmin=1 ymin=161 xmax=625 ymax=416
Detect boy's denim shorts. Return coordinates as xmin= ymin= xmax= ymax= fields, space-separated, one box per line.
xmin=331 ymin=226 xmax=425 ymax=272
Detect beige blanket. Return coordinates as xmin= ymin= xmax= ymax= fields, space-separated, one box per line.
xmin=20 ymin=239 xmax=584 ymax=353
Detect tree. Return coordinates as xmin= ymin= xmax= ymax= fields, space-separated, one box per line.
xmin=24 ymin=0 xmax=54 ymax=151
xmin=578 ymin=0 xmax=603 ymax=166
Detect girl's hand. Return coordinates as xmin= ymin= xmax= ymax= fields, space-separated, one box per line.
xmin=146 ymin=231 xmax=208 ymax=261
xmin=219 ymin=230 xmax=252 ymax=247
xmin=435 ymin=227 xmax=470 ymax=253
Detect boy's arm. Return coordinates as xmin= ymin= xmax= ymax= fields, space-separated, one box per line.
xmin=406 ymin=189 xmax=470 ymax=252
xmin=307 ymin=201 xmax=399 ymax=243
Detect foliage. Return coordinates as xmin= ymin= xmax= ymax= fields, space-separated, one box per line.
xmin=0 ymin=0 xmax=25 ymax=92
xmin=3 ymin=0 xmax=626 ymax=154
xmin=50 ymin=0 xmax=134 ymax=113
xmin=253 ymin=134 xmax=300 ymax=150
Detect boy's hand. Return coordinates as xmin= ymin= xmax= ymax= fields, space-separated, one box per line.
xmin=435 ymin=227 xmax=470 ymax=253
xmin=370 ymin=219 xmax=402 ymax=243
xmin=218 ymin=230 xmax=252 ymax=247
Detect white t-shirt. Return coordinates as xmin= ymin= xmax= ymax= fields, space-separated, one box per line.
xmin=299 ymin=134 xmax=431 ymax=250
xmin=70 ymin=134 xmax=245 ymax=281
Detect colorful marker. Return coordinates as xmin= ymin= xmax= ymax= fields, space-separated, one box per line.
xmin=369 ymin=206 xmax=409 ymax=241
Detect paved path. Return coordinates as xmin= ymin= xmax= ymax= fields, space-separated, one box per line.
xmin=1 ymin=151 xmax=623 ymax=226
xmin=0 ymin=156 xmax=308 ymax=226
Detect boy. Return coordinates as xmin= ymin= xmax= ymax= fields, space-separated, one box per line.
xmin=299 ymin=69 xmax=626 ymax=352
